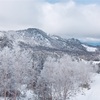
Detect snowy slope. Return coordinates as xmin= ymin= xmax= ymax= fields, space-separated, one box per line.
xmin=82 ymin=44 xmax=97 ymax=52
xmin=71 ymin=74 xmax=100 ymax=100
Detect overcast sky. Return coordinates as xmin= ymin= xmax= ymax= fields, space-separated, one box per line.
xmin=0 ymin=0 xmax=100 ymax=42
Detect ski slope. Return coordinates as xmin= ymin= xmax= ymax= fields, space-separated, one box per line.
xmin=71 ymin=74 xmax=100 ymax=100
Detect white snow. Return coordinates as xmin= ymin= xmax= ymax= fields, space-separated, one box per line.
xmin=0 ymin=98 xmax=4 ymax=100
xmin=71 ymin=74 xmax=100 ymax=100
xmin=92 ymin=61 xmax=100 ymax=64
xmin=19 ymin=85 xmax=35 ymax=100
xmin=82 ymin=44 xmax=97 ymax=52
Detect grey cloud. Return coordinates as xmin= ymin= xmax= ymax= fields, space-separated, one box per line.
xmin=0 ymin=0 xmax=100 ymax=42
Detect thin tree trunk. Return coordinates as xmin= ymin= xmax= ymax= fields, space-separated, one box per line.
xmin=4 ymin=88 xmax=6 ymax=100
xmin=4 ymin=73 xmax=7 ymax=100
xmin=14 ymin=90 xmax=16 ymax=100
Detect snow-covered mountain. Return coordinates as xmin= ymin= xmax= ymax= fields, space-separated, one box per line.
xmin=0 ymin=28 xmax=100 ymax=62
xmin=0 ymin=28 xmax=88 ymax=54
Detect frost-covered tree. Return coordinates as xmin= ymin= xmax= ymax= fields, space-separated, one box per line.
xmin=37 ymin=55 xmax=93 ymax=100
xmin=0 ymin=46 xmax=34 ymax=99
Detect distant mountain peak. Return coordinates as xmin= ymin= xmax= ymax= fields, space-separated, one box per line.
xmin=0 ymin=28 xmax=95 ymax=55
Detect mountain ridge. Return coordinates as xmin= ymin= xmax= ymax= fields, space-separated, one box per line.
xmin=0 ymin=28 xmax=100 ymax=60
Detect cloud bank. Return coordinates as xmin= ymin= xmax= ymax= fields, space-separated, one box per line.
xmin=0 ymin=0 xmax=100 ymax=42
